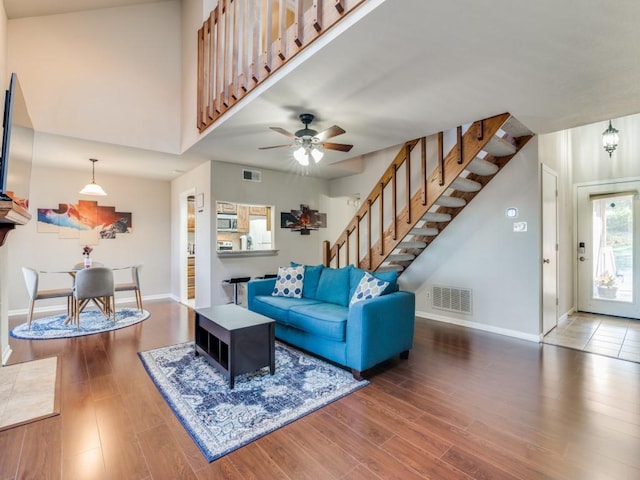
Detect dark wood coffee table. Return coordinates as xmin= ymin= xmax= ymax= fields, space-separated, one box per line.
xmin=194 ymin=304 xmax=275 ymax=389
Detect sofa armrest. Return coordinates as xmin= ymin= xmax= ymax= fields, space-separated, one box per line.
xmin=247 ymin=278 xmax=276 ymax=311
xmin=346 ymin=291 xmax=415 ymax=372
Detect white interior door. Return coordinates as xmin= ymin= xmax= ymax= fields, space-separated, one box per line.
xmin=542 ymin=166 xmax=558 ymax=334
xmin=577 ymin=181 xmax=640 ymax=318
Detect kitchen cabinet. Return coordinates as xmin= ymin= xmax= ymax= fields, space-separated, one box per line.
xmin=249 ymin=205 xmax=267 ymax=215
xmin=187 ymin=256 xmax=195 ymax=299
xmin=217 ymin=202 xmax=237 ymax=213
xmin=237 ymin=205 xmax=249 ymax=232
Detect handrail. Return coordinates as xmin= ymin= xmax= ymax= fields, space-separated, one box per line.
xmin=197 ymin=0 xmax=367 ymax=132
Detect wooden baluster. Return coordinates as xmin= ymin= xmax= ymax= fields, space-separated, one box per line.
xmin=264 ymin=0 xmax=273 ymax=73
xmin=405 ymin=144 xmax=411 ymax=224
xmin=277 ymin=0 xmax=286 ymax=61
xmin=438 ymin=131 xmax=444 ymax=186
xmin=294 ymin=0 xmax=303 ymax=47
xmin=313 ymin=0 xmax=322 ymax=32
xmin=367 ymin=200 xmax=372 ymax=270
xmin=322 ymin=240 xmax=330 ymax=267
xmin=216 ymin=3 xmax=226 ymax=109
xmin=392 ymin=165 xmax=397 ymax=240
xmin=356 ymin=216 xmax=360 ymax=269
xmin=197 ymin=25 xmax=205 ymax=128
xmin=335 ymin=1 xmax=345 ymax=14
xmin=478 ymin=119 xmax=484 ymax=141
xmin=241 ymin=0 xmax=249 ymax=93
xmin=421 ymin=136 xmax=427 ymax=205
xmin=457 ymin=125 xmax=463 ymax=164
xmin=251 ymin=2 xmax=259 ymax=83
xmin=346 ymin=229 xmax=350 ymax=265
xmin=379 ymin=184 xmax=384 ymax=255
xmin=208 ymin=14 xmax=215 ymax=118
xmin=231 ymin=0 xmax=240 ymax=101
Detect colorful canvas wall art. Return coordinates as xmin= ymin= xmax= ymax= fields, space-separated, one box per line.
xmin=37 ymin=200 xmax=132 ymax=244
xmin=281 ymin=204 xmax=326 ymax=235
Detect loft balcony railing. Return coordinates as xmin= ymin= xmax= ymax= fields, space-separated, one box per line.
xmin=197 ymin=0 xmax=366 ymax=132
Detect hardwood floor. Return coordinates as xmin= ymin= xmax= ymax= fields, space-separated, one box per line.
xmin=2 ymin=299 xmax=639 ymax=479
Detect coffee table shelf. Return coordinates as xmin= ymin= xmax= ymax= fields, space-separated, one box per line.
xmin=194 ymin=304 xmax=275 ymax=389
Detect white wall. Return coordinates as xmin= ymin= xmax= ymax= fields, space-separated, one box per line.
xmin=8 ymin=160 xmax=172 ymax=314
xmin=7 ymin=1 xmax=182 ymax=154
xmin=171 ymin=159 xmax=212 ymax=307
xmin=327 ymin=137 xmax=542 ymax=339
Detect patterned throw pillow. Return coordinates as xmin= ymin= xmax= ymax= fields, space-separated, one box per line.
xmin=272 ymin=265 xmax=305 ymax=298
xmin=349 ymin=271 xmax=390 ymax=306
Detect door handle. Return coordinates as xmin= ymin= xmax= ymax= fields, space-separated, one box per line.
xmin=579 ymin=256 xmax=586 ymax=261
xmin=543 ymin=258 xmax=550 ymax=264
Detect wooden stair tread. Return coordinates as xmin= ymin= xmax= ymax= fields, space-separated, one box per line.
xmin=422 ymin=212 xmax=451 ymax=223
xmin=410 ymin=227 xmax=439 ymax=236
xmin=501 ymin=116 xmax=534 ymax=138
xmin=435 ymin=196 xmax=466 ymax=208
xmin=387 ymin=253 xmax=415 ymax=262
xmin=484 ymin=136 xmax=517 ymax=156
xmin=451 ymin=177 xmax=482 ymax=192
xmin=466 ymin=157 xmax=499 ymax=176
xmin=398 ymin=241 xmax=426 ymax=249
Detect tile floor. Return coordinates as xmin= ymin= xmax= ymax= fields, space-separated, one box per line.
xmin=543 ymin=312 xmax=640 ymax=363
xmin=0 ymin=356 xmax=59 ymax=430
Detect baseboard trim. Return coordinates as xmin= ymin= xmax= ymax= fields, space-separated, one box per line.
xmin=2 ymin=346 xmax=12 ymax=366
xmin=415 ymin=310 xmax=541 ymax=343
xmin=8 ymin=293 xmax=172 ymax=317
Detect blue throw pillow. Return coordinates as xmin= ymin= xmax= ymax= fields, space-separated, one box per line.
xmin=272 ymin=265 xmax=304 ymax=298
xmin=315 ymin=266 xmax=352 ymax=306
xmin=349 ymin=267 xmax=398 ymax=300
xmin=290 ymin=262 xmax=324 ymax=299
xmin=350 ymin=271 xmax=390 ymax=306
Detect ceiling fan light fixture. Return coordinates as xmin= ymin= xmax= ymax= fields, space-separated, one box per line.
xmin=293 ymin=147 xmax=309 ymax=166
xmin=311 ymin=147 xmax=324 ymax=163
xmin=79 ymin=158 xmax=107 ymax=196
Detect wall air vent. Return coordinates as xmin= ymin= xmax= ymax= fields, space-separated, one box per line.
xmin=242 ymin=169 xmax=262 ymax=182
xmin=432 ymin=285 xmax=472 ymax=314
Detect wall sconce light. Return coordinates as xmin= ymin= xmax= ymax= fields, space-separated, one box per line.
xmin=602 ymin=120 xmax=619 ymax=158
xmin=79 ymin=158 xmax=107 ymax=196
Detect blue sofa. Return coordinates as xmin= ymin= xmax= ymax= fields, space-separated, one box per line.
xmin=247 ymin=263 xmax=415 ymax=379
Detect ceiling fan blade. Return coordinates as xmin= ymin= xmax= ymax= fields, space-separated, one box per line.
xmin=321 ymin=142 xmax=353 ymax=152
xmin=315 ymin=125 xmax=346 ymax=141
xmin=269 ymin=127 xmax=296 ymax=138
xmin=258 ymin=144 xmax=291 ymax=150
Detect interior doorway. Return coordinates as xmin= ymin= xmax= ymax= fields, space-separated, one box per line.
xmin=542 ymin=166 xmax=558 ymax=334
xmin=180 ymin=189 xmax=196 ymax=307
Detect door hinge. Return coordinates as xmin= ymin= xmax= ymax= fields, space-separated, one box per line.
xmin=556 ymin=298 xmax=559 ymax=306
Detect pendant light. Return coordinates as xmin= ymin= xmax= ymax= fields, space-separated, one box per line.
xmin=79 ymin=158 xmax=107 ymax=196
xmin=602 ymin=120 xmax=619 ymax=158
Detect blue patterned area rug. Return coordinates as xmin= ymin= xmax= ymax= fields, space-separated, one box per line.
xmin=138 ymin=341 xmax=368 ymax=462
xmin=11 ymin=308 xmax=149 ymax=340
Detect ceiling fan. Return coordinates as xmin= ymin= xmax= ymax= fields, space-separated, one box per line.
xmin=259 ymin=113 xmax=353 ymax=166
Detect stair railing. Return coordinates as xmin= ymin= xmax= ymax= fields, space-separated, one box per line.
xmin=322 ymin=112 xmax=513 ymax=271
xmin=197 ymin=0 xmax=367 ymax=132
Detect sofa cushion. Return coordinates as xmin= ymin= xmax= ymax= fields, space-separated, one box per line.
xmin=252 ymin=295 xmax=322 ymax=325
xmin=272 ymin=265 xmax=305 ymax=298
xmin=350 ymin=271 xmax=390 ymax=306
xmin=315 ymin=265 xmax=352 ymax=306
xmin=349 ymin=267 xmax=398 ymax=300
xmin=290 ymin=262 xmax=324 ymax=299
xmin=288 ymin=303 xmax=348 ymax=342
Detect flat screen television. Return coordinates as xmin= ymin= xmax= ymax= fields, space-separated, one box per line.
xmin=0 ymin=72 xmax=34 ymax=208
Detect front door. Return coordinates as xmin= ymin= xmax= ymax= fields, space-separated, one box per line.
xmin=577 ymin=180 xmax=640 ymax=318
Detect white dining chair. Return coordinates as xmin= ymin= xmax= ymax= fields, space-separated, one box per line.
xmin=73 ymin=267 xmax=116 ymax=328
xmin=115 ymin=264 xmax=143 ymax=312
xmin=22 ymin=267 xmax=74 ymax=330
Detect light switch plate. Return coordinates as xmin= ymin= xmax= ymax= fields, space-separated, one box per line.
xmin=513 ymin=221 xmax=527 ymax=232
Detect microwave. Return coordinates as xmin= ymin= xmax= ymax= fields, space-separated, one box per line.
xmin=217 ymin=214 xmax=237 ymax=231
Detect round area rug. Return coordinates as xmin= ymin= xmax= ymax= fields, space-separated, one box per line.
xmin=11 ymin=308 xmax=150 ymax=340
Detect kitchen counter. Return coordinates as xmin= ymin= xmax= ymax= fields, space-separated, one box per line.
xmin=217 ymin=249 xmax=279 ymax=258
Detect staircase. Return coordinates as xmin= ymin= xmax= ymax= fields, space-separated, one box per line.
xmin=322 ymin=112 xmax=534 ymax=274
